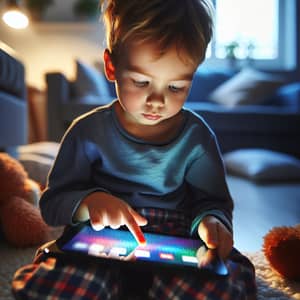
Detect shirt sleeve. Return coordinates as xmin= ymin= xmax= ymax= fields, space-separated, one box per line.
xmin=185 ymin=134 xmax=233 ymax=236
xmin=39 ymin=122 xmax=107 ymax=226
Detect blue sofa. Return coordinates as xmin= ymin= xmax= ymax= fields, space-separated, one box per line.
xmin=0 ymin=46 xmax=27 ymax=156
xmin=46 ymin=66 xmax=300 ymax=158
xmin=185 ymin=69 xmax=300 ymax=158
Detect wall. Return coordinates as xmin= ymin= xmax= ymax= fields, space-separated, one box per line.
xmin=0 ymin=0 xmax=299 ymax=89
xmin=0 ymin=0 xmax=105 ymax=90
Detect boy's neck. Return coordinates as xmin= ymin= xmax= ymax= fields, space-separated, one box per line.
xmin=114 ymin=101 xmax=184 ymax=143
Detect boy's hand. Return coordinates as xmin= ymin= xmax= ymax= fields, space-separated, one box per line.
xmin=198 ymin=215 xmax=233 ymax=260
xmin=74 ymin=192 xmax=148 ymax=245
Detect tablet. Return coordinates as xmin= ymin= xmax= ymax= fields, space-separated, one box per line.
xmin=45 ymin=223 xmax=228 ymax=276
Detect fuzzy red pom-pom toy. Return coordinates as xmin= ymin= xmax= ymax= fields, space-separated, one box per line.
xmin=263 ymin=225 xmax=300 ymax=281
xmin=0 ymin=153 xmax=51 ymax=247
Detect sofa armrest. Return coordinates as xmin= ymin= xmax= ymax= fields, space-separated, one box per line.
xmin=0 ymin=92 xmax=27 ymax=148
xmin=275 ymin=83 xmax=300 ymax=111
xmin=0 ymin=47 xmax=27 ymax=153
xmin=0 ymin=48 xmax=26 ymax=100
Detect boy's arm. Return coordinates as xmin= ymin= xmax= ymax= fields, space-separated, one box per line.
xmin=39 ymin=123 xmax=106 ymax=226
xmin=40 ymin=121 xmax=147 ymax=245
xmin=186 ymin=134 xmax=233 ymax=236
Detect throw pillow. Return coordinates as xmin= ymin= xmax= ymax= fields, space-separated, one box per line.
xmin=17 ymin=142 xmax=59 ymax=160
xmin=17 ymin=142 xmax=60 ymax=187
xmin=18 ymin=153 xmax=54 ymax=187
xmin=209 ymin=68 xmax=284 ymax=107
xmin=224 ymin=149 xmax=300 ymax=182
xmin=73 ymin=59 xmax=111 ymax=104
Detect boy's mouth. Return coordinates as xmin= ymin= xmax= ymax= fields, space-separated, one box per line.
xmin=142 ymin=114 xmax=161 ymax=121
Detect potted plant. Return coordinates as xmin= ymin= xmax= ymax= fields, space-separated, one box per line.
xmin=73 ymin=0 xmax=99 ymax=20
xmin=25 ymin=0 xmax=54 ymax=20
xmin=224 ymin=41 xmax=239 ymax=69
xmin=224 ymin=41 xmax=239 ymax=59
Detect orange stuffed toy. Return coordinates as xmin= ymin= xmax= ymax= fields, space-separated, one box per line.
xmin=263 ymin=224 xmax=300 ymax=281
xmin=0 ymin=152 xmax=51 ymax=247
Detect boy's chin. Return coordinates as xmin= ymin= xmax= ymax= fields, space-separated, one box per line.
xmin=140 ymin=118 xmax=168 ymax=126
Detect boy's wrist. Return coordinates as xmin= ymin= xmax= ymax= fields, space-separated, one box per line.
xmin=73 ymin=201 xmax=89 ymax=222
xmin=190 ymin=210 xmax=232 ymax=236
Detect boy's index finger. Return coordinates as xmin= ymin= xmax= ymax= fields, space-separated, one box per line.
xmin=125 ymin=215 xmax=147 ymax=245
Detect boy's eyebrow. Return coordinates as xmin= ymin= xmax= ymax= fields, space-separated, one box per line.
xmin=126 ymin=65 xmax=194 ymax=81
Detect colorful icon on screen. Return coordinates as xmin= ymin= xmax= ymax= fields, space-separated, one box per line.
xmin=109 ymin=247 xmax=127 ymax=256
xmin=159 ymin=253 xmax=174 ymax=260
xmin=135 ymin=249 xmax=150 ymax=258
xmin=88 ymin=243 xmax=105 ymax=255
xmin=73 ymin=242 xmax=88 ymax=250
xmin=182 ymin=255 xmax=198 ymax=264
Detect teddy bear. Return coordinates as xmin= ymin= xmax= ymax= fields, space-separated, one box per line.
xmin=0 ymin=152 xmax=51 ymax=247
xmin=263 ymin=224 xmax=300 ymax=281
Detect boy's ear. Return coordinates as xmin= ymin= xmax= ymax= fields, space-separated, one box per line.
xmin=103 ymin=49 xmax=116 ymax=81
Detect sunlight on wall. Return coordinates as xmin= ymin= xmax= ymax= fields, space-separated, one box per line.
xmin=0 ymin=22 xmax=105 ymax=89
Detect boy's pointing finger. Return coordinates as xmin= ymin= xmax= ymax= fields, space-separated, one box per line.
xmin=125 ymin=213 xmax=147 ymax=245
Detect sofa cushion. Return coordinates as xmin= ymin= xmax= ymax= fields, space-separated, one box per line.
xmin=209 ymin=68 xmax=284 ymax=107
xmin=17 ymin=142 xmax=59 ymax=187
xmin=73 ymin=60 xmax=112 ymax=104
xmin=17 ymin=142 xmax=59 ymax=160
xmin=224 ymin=149 xmax=300 ymax=182
xmin=187 ymin=69 xmax=233 ymax=102
xmin=18 ymin=153 xmax=53 ymax=187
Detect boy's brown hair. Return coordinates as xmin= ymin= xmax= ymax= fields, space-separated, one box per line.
xmin=100 ymin=0 xmax=214 ymax=66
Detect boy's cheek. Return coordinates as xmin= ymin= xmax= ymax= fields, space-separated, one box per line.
xmin=117 ymin=79 xmax=141 ymax=93
xmin=118 ymin=86 xmax=147 ymax=100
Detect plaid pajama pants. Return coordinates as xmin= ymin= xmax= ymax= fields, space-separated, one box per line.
xmin=12 ymin=208 xmax=257 ymax=300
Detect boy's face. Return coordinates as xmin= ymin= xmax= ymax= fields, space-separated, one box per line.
xmin=104 ymin=40 xmax=198 ymax=127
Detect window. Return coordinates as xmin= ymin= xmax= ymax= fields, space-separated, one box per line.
xmin=203 ymin=0 xmax=297 ymax=71
xmin=215 ymin=0 xmax=278 ymax=59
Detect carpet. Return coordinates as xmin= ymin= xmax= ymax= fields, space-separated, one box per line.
xmin=1 ymin=244 xmax=299 ymax=300
xmin=244 ymin=252 xmax=300 ymax=300
xmin=0 ymin=227 xmax=63 ymax=300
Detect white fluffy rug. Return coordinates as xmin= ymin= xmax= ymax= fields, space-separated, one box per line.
xmin=1 ymin=242 xmax=300 ymax=299
xmin=244 ymin=252 xmax=300 ymax=300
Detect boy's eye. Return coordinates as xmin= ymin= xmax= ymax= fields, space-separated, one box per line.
xmin=169 ymin=85 xmax=184 ymax=93
xmin=132 ymin=80 xmax=149 ymax=88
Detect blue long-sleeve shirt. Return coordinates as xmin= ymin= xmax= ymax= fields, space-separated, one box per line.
xmin=40 ymin=101 xmax=233 ymax=235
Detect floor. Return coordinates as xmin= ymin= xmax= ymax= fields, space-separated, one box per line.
xmin=227 ymin=175 xmax=300 ymax=252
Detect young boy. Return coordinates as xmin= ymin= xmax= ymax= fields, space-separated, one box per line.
xmin=12 ymin=0 xmax=256 ymax=299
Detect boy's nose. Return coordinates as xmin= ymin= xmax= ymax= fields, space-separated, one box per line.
xmin=146 ymin=92 xmax=165 ymax=108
